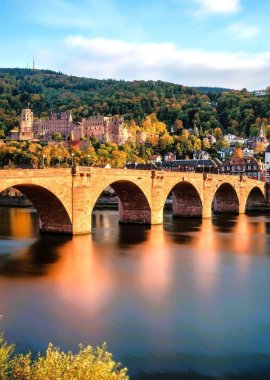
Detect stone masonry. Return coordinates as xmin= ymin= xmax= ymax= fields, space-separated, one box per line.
xmin=0 ymin=168 xmax=267 ymax=234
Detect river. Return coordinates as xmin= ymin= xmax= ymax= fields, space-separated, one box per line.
xmin=0 ymin=207 xmax=270 ymax=379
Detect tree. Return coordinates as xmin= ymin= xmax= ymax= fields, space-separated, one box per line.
xmin=254 ymin=142 xmax=266 ymax=156
xmin=213 ymin=127 xmax=223 ymax=140
xmin=52 ymin=132 xmax=62 ymax=141
xmin=232 ymin=147 xmax=243 ymax=158
xmin=202 ymin=138 xmax=211 ymax=150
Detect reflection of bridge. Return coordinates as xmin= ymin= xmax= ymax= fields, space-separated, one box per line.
xmin=0 ymin=167 xmax=268 ymax=234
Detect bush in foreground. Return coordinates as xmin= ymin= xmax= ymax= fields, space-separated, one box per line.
xmin=0 ymin=336 xmax=129 ymax=380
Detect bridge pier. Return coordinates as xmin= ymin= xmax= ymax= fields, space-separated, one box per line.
xmin=119 ymin=200 xmax=151 ymax=224
xmin=265 ymin=183 xmax=270 ymax=205
xmin=72 ymin=186 xmax=92 ymax=234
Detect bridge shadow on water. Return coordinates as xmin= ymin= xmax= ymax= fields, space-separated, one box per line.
xmin=163 ymin=213 xmax=202 ymax=245
xmin=212 ymin=214 xmax=238 ymax=233
xmin=0 ymin=234 xmax=71 ymax=277
xmin=92 ymin=210 xmax=150 ymax=248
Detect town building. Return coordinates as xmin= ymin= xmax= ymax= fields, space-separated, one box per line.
xmin=193 ymin=150 xmax=210 ymax=160
xmin=170 ymin=159 xmax=217 ymax=173
xmin=224 ymin=134 xmax=246 ymax=147
xmin=164 ymin=152 xmax=176 ymax=162
xmin=217 ymin=147 xmax=234 ymax=160
xmin=265 ymin=145 xmax=270 ymax=171
xmin=150 ymin=154 xmax=162 ymax=164
xmin=221 ymin=157 xmax=265 ymax=180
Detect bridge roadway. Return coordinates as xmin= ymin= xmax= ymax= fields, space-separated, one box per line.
xmin=0 ymin=166 xmax=268 ymax=234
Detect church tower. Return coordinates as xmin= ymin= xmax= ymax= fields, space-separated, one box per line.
xmin=259 ymin=123 xmax=266 ymax=142
xmin=19 ymin=107 xmax=33 ymax=140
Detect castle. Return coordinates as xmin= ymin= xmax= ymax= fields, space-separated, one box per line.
xmin=11 ymin=108 xmax=130 ymax=145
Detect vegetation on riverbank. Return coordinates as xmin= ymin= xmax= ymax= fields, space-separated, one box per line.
xmin=0 ymin=334 xmax=129 ymax=379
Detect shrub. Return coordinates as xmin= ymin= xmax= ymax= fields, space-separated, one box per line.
xmin=0 ymin=338 xmax=129 ymax=380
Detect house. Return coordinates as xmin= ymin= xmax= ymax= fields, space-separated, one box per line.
xmin=164 ymin=152 xmax=176 ymax=162
xmin=171 ymin=159 xmax=217 ymax=173
xmin=193 ymin=150 xmax=210 ymax=160
xmin=92 ymin=164 xmax=111 ymax=169
xmin=243 ymin=147 xmax=254 ymax=157
xmin=265 ymin=145 xmax=270 ymax=170
xmin=203 ymin=134 xmax=216 ymax=145
xmin=221 ymin=157 xmax=265 ymax=180
xmin=225 ymin=134 xmax=246 ymax=147
xmin=217 ymin=147 xmax=234 ymax=160
xmin=150 ymin=154 xmax=162 ymax=164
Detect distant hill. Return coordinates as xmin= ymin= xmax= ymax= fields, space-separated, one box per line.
xmin=195 ymin=86 xmax=233 ymax=94
xmin=0 ymin=68 xmax=268 ymax=137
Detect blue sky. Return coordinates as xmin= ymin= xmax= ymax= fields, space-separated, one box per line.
xmin=1 ymin=0 xmax=270 ymax=89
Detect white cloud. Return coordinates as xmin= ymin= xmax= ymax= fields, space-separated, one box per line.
xmin=226 ymin=22 xmax=261 ymax=39
xmin=36 ymin=36 xmax=270 ymax=90
xmin=194 ymin=0 xmax=240 ymax=15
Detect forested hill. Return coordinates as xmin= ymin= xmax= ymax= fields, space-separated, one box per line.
xmin=0 ymin=68 xmax=269 ymax=138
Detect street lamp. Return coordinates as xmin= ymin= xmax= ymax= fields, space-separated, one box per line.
xmin=71 ymin=152 xmax=74 ymax=167
xmin=87 ymin=154 xmax=90 ymax=166
xmin=58 ymin=156 xmax=61 ymax=166
xmin=42 ymin=154 xmax=45 ymax=169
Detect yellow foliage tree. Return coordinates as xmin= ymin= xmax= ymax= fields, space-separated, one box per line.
xmin=232 ymin=147 xmax=244 ymax=158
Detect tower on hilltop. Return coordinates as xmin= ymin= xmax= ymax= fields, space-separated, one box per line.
xmin=19 ymin=107 xmax=34 ymax=140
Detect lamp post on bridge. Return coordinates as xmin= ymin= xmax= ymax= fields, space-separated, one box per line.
xmin=42 ymin=154 xmax=45 ymax=169
xmin=58 ymin=156 xmax=61 ymax=166
xmin=71 ymin=152 xmax=74 ymax=167
xmin=87 ymin=154 xmax=90 ymax=166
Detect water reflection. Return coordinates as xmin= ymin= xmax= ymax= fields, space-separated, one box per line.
xmin=0 ymin=208 xmax=270 ymax=379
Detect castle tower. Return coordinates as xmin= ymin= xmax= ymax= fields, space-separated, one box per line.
xmin=19 ymin=107 xmax=33 ymax=140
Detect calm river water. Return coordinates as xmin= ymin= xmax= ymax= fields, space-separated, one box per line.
xmin=1 ymin=207 xmax=270 ymax=379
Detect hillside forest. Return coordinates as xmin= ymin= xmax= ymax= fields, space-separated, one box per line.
xmin=0 ymin=68 xmax=269 ymax=167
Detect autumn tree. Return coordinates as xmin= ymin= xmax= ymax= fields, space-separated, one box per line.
xmin=232 ymin=147 xmax=244 ymax=158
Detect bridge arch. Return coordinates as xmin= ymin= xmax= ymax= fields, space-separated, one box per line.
xmin=245 ymin=186 xmax=265 ymax=210
xmin=2 ymin=184 xmax=72 ymax=234
xmin=92 ymin=180 xmax=151 ymax=224
xmin=212 ymin=183 xmax=239 ymax=214
xmin=164 ymin=181 xmax=203 ymax=218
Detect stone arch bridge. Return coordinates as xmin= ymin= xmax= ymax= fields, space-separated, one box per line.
xmin=0 ymin=167 xmax=269 ymax=234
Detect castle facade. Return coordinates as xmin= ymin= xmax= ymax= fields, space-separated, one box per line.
xmin=12 ymin=108 xmax=130 ymax=145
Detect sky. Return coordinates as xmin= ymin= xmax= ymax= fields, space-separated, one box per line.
xmin=1 ymin=0 xmax=270 ymax=89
